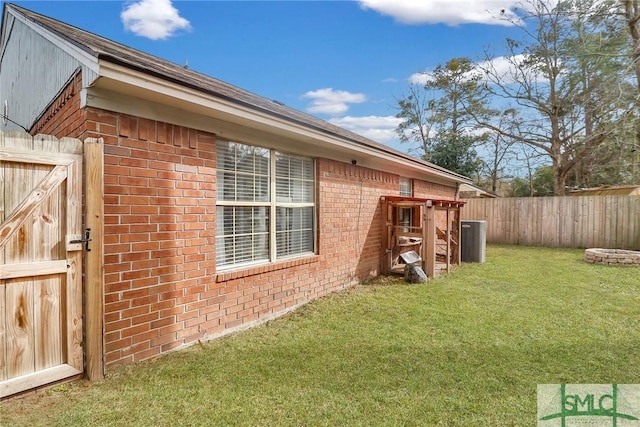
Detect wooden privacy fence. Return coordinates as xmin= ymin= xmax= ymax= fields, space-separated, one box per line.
xmin=0 ymin=131 xmax=84 ymax=397
xmin=0 ymin=131 xmax=104 ymax=398
xmin=461 ymin=196 xmax=640 ymax=250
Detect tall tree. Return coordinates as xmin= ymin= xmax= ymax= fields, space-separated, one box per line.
xmin=623 ymin=0 xmax=640 ymax=91
xmin=564 ymin=0 xmax=636 ymax=187
xmin=512 ymin=142 xmax=548 ymax=196
xmin=480 ymin=109 xmax=519 ymax=192
xmin=476 ymin=0 xmax=634 ymax=195
xmin=622 ymin=0 xmax=640 ymax=174
xmin=396 ymin=57 xmax=489 ymax=176
xmin=395 ymin=83 xmax=439 ymax=159
xmin=430 ymin=131 xmax=482 ymax=178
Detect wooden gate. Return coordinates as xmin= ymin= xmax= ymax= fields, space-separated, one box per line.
xmin=0 ymin=132 xmax=83 ymax=398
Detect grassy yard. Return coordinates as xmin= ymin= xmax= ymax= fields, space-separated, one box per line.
xmin=3 ymin=245 xmax=640 ymax=426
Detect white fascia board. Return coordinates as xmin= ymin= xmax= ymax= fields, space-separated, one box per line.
xmin=96 ymin=61 xmax=468 ymax=185
xmin=7 ymin=6 xmax=100 ymax=75
xmin=97 ymin=61 xmax=380 ymax=155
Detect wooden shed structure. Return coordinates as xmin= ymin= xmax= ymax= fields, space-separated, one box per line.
xmin=381 ymin=196 xmax=464 ymax=278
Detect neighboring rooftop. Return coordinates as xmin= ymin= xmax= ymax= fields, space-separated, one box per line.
xmin=567 ymin=185 xmax=640 ymax=196
xmin=458 ymin=183 xmax=500 ymax=199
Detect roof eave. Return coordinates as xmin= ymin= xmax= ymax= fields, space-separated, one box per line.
xmin=92 ymin=59 xmax=470 ymax=186
xmin=4 ymin=3 xmax=469 ymax=186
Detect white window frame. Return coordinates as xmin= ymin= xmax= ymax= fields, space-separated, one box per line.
xmin=399 ymin=177 xmax=413 ymax=197
xmin=216 ymin=141 xmax=316 ymax=270
xmin=399 ymin=177 xmax=413 ymax=232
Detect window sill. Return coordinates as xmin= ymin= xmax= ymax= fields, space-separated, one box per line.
xmin=214 ymin=255 xmax=320 ymax=282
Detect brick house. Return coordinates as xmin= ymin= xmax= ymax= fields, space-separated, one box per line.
xmin=0 ymin=4 xmax=470 ymax=394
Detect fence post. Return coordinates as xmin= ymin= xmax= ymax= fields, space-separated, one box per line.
xmin=84 ymin=138 xmax=104 ymax=380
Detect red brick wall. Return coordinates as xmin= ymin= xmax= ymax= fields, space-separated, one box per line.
xmin=34 ymin=74 xmax=457 ymax=367
xmin=32 ymin=72 xmax=86 ymax=137
xmin=318 ymin=160 xmax=396 ymax=281
xmin=413 ymin=178 xmax=458 ymax=200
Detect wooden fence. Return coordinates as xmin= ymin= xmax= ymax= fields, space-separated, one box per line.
xmin=461 ymin=196 xmax=640 ymax=250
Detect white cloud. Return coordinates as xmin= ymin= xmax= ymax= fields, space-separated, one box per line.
xmin=475 ymin=55 xmax=524 ymax=84
xmin=476 ymin=54 xmax=548 ymax=84
xmin=302 ymin=88 xmax=367 ymax=115
xmin=408 ymin=68 xmax=481 ymax=85
xmin=409 ymin=72 xmax=433 ymax=85
xmin=121 ymin=0 xmax=191 ymax=40
xmin=409 ymin=55 xmax=547 ymax=86
xmin=329 ymin=115 xmax=402 ymax=143
xmin=358 ymin=0 xmax=558 ymax=26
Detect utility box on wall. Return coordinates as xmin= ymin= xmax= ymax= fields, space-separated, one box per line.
xmin=461 ymin=220 xmax=486 ymax=263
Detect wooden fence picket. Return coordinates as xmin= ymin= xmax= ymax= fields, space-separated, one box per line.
xmin=462 ymin=196 xmax=640 ymax=250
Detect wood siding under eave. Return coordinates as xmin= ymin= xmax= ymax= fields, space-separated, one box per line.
xmin=0 ymin=16 xmax=96 ymax=133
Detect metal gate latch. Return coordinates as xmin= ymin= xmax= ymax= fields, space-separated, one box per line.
xmin=70 ymin=228 xmax=92 ymax=251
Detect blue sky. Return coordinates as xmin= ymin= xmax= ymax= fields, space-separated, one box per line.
xmin=6 ymin=0 xmax=531 ymax=154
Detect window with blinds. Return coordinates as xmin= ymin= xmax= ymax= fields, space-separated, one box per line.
xmin=216 ymin=140 xmax=315 ymax=269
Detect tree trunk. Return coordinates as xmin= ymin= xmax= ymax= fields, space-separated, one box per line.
xmin=553 ymin=158 xmax=568 ymax=196
xmin=625 ymin=0 xmax=640 ymax=89
xmin=554 ymin=175 xmax=567 ymax=195
xmin=624 ymin=0 xmax=640 ymax=146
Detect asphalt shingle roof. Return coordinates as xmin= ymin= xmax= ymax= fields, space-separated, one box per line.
xmin=6 ymin=3 xmax=469 ymax=182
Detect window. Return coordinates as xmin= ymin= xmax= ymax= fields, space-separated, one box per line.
xmin=399 ymin=177 xmax=413 ymax=231
xmin=399 ymin=177 xmax=413 ymax=197
xmin=216 ymin=140 xmax=315 ymax=269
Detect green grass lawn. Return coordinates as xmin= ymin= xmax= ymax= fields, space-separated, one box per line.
xmin=3 ymin=245 xmax=640 ymax=426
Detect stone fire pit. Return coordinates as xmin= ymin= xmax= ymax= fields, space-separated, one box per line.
xmin=584 ymin=248 xmax=640 ymax=266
